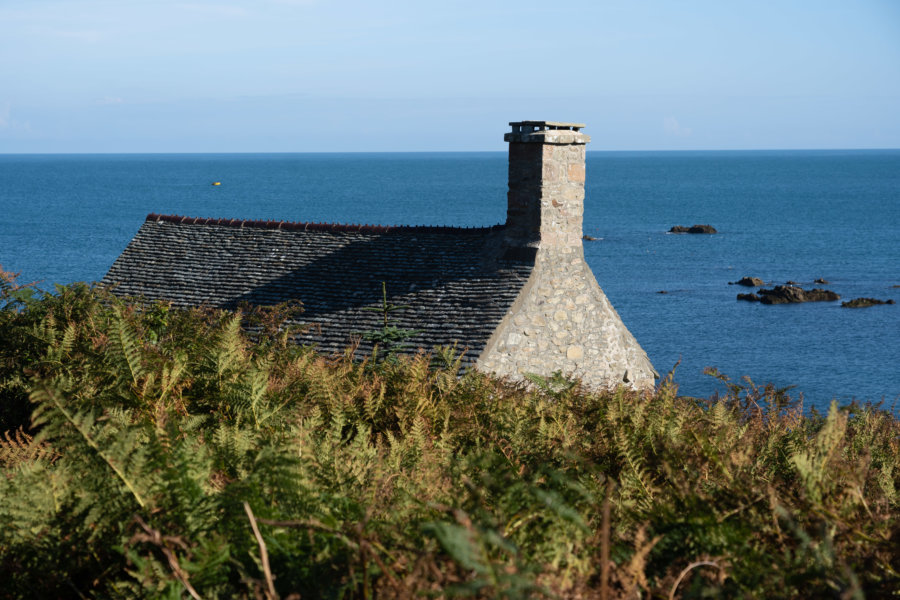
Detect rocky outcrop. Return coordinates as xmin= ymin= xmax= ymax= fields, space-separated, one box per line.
xmin=760 ymin=286 xmax=840 ymax=304
xmin=841 ymin=298 xmax=895 ymax=308
xmin=737 ymin=285 xmax=840 ymax=304
xmin=732 ymin=276 xmax=764 ymax=287
xmin=814 ymin=278 xmax=830 ymax=284
xmin=670 ymin=224 xmax=717 ymax=234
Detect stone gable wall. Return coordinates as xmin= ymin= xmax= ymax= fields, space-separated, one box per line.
xmin=476 ymin=246 xmax=657 ymax=390
xmin=480 ymin=123 xmax=657 ymax=391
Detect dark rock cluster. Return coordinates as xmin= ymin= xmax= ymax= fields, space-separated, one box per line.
xmin=737 ymin=285 xmax=840 ymax=305
xmin=734 ymin=276 xmax=897 ymax=308
xmin=669 ymin=224 xmax=717 ymax=234
xmin=841 ymin=298 xmax=895 ymax=308
xmin=731 ymin=276 xmax=764 ymax=287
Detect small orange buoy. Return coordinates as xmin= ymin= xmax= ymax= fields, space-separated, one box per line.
xmin=211 ymin=181 xmax=221 ymax=186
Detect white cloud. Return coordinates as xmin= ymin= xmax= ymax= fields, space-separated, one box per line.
xmin=172 ymin=0 xmax=315 ymax=17
xmin=174 ymin=3 xmax=250 ymax=17
xmin=0 ymin=103 xmax=31 ymax=132
xmin=663 ymin=116 xmax=692 ymax=137
xmin=44 ymin=28 xmax=102 ymax=43
xmin=96 ymin=96 xmax=124 ymax=105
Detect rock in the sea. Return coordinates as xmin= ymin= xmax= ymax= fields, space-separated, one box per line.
xmin=657 ymin=290 xmax=669 ymax=294
xmin=669 ymin=224 xmax=718 ymax=234
xmin=803 ymin=288 xmax=841 ymax=302
xmin=756 ymin=286 xmax=840 ymax=305
xmin=582 ymin=234 xmax=598 ymax=242
xmin=814 ymin=278 xmax=830 ymax=284
xmin=785 ymin=280 xmax=799 ymax=285
xmin=737 ymin=293 xmax=760 ymax=302
xmin=734 ymin=276 xmax=764 ymax=287
xmin=841 ymin=298 xmax=896 ymax=308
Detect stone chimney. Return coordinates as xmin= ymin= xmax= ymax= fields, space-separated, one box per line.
xmin=503 ymin=121 xmax=589 ymax=249
xmin=479 ymin=119 xmax=657 ymax=391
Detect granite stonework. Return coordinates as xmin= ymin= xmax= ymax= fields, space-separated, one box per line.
xmin=477 ymin=122 xmax=656 ymax=390
xmin=102 ymin=120 xmax=656 ymax=392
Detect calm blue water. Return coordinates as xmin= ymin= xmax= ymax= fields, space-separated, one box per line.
xmin=1 ymin=151 xmax=898 ymax=410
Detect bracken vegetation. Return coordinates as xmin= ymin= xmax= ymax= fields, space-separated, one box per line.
xmin=1 ymin=267 xmax=898 ymax=599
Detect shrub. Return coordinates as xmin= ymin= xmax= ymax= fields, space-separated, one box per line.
xmin=0 ymin=273 xmax=897 ymax=598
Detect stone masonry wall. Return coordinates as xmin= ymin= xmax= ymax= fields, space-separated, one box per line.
xmin=476 ymin=246 xmax=657 ymax=390
xmin=504 ymin=131 xmax=588 ymax=251
xmin=478 ymin=123 xmax=657 ymax=391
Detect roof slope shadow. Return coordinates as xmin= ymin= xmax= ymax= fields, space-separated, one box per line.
xmin=231 ymin=225 xmax=535 ymax=361
xmin=103 ymin=216 xmax=535 ymax=366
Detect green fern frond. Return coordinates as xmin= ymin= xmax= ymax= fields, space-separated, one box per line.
xmin=211 ymin=312 xmax=249 ymax=381
xmin=0 ymin=428 xmax=55 ymax=467
xmin=111 ymin=306 xmax=147 ymax=390
xmin=790 ymin=401 xmax=848 ymax=505
xmin=614 ymin=429 xmax=655 ymax=507
xmin=30 ymin=378 xmax=148 ymax=509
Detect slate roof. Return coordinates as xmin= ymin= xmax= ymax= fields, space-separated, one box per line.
xmin=103 ymin=214 xmax=535 ymax=365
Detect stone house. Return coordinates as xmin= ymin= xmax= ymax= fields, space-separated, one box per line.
xmin=103 ymin=121 xmax=656 ymax=390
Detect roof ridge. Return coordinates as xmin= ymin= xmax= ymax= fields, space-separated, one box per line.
xmin=145 ymin=213 xmax=504 ymax=234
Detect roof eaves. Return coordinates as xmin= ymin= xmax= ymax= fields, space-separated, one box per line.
xmin=145 ymin=213 xmax=505 ymax=235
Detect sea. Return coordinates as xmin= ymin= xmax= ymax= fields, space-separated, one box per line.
xmin=1 ymin=150 xmax=898 ymax=412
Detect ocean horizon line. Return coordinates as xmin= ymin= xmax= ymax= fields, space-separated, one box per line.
xmin=2 ymin=147 xmax=900 ymax=158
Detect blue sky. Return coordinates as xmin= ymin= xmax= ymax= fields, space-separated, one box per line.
xmin=1 ymin=0 xmax=898 ymax=152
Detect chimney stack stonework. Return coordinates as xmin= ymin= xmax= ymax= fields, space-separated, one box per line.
xmin=504 ymin=121 xmax=590 ymax=250
xmin=477 ymin=121 xmax=658 ymax=391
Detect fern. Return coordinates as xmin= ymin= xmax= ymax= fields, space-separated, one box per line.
xmin=0 ymin=428 xmax=55 ymax=467
xmin=790 ymin=401 xmax=847 ymax=505
xmin=30 ymin=378 xmax=149 ymax=509
xmin=614 ymin=428 xmax=655 ymax=510
xmin=2 ymin=284 xmax=898 ymax=598
xmin=110 ymin=306 xmax=146 ymax=392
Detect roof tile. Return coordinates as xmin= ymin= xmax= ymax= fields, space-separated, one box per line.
xmin=103 ymin=215 xmax=534 ymax=366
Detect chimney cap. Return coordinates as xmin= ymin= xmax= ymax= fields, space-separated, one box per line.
xmin=505 ymin=121 xmax=590 ymax=145
xmin=508 ymin=120 xmax=585 ymax=131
